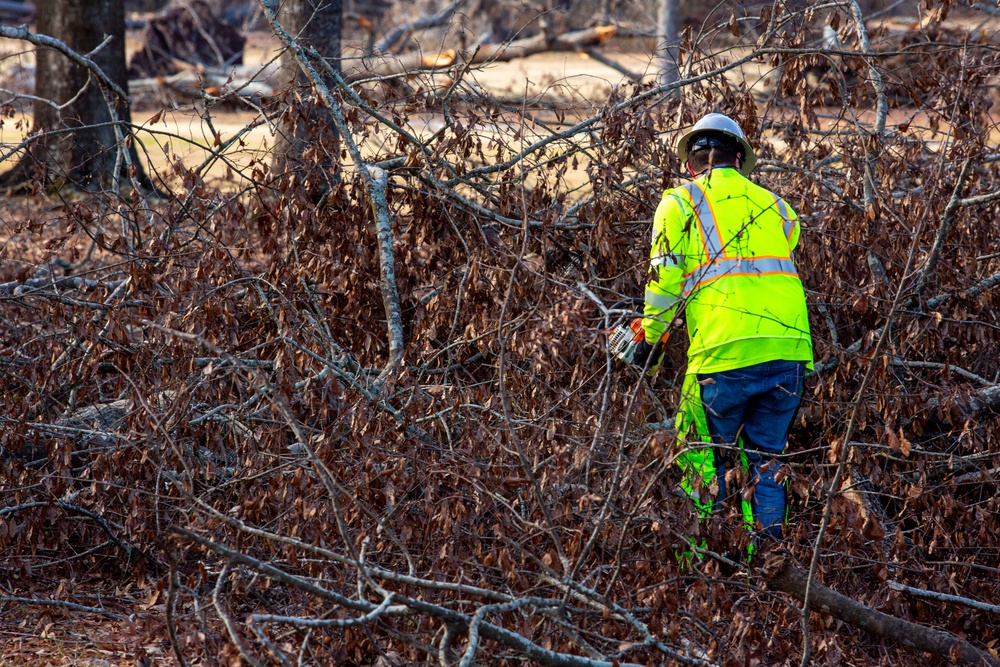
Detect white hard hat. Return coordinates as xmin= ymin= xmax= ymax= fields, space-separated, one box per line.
xmin=675 ymin=113 xmax=756 ymax=176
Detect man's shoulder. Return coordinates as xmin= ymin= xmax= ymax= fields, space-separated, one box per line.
xmin=659 ymin=184 xmax=695 ymax=210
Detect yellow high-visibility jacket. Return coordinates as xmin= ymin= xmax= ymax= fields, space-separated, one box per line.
xmin=643 ymin=167 xmax=813 ymax=374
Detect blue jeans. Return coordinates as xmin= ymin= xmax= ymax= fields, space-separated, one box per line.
xmin=697 ymin=359 xmax=804 ymax=538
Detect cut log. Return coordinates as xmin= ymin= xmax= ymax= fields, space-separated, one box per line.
xmin=344 ymin=25 xmax=621 ymax=83
xmin=766 ymin=556 xmax=1000 ymax=667
xmin=129 ymin=65 xmax=278 ymax=101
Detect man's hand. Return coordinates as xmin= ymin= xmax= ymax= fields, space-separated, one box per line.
xmin=631 ymin=338 xmax=665 ymax=373
xmin=612 ymin=318 xmax=667 ymax=374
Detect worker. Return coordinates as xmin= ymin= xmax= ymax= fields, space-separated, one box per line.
xmin=629 ymin=113 xmax=813 ymax=545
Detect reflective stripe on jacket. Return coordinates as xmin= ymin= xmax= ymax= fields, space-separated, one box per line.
xmin=642 ymin=167 xmax=813 ymax=374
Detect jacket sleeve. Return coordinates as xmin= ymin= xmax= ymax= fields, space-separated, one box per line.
xmin=642 ymin=191 xmax=687 ymax=343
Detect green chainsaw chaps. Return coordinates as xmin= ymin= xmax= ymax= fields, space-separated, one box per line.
xmin=674 ymin=373 xmax=755 ymax=532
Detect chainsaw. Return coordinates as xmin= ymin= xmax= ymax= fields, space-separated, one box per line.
xmin=606 ymin=299 xmax=669 ymax=370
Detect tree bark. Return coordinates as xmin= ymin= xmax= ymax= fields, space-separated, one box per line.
xmin=1 ymin=0 xmax=144 ymax=192
xmin=270 ymin=0 xmax=343 ymax=189
xmin=656 ymin=0 xmax=679 ymax=88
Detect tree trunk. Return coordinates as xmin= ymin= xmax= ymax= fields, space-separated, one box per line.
xmin=1 ymin=0 xmax=143 ymax=192
xmin=656 ymin=0 xmax=679 ymax=88
xmin=270 ymin=0 xmax=343 ymax=193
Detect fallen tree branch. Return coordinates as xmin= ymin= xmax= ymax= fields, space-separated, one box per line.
xmin=887 ymin=580 xmax=1000 ymax=615
xmin=913 ymin=158 xmax=973 ymax=300
xmin=927 ymin=268 xmax=1000 ymax=309
xmin=174 ymin=528 xmax=656 ymax=667
xmin=767 ymin=556 xmax=1000 ymax=667
xmin=0 ymin=276 xmax=127 ymax=296
xmin=925 ymin=384 xmax=1000 ymax=418
xmin=259 ymin=0 xmax=404 ymax=395
xmin=366 ymin=165 xmax=405 ymax=393
xmin=0 ymin=595 xmax=122 ymax=621
xmin=0 ymin=500 xmax=138 ymax=560
xmin=129 ymin=69 xmax=275 ymax=101
xmin=254 ymin=593 xmax=396 ymax=629
xmin=347 ymin=25 xmax=622 ymax=83
xmin=951 ymin=466 xmax=1000 ymax=485
xmin=581 ymin=47 xmax=642 ymax=82
xmin=889 ymin=358 xmax=994 ymax=387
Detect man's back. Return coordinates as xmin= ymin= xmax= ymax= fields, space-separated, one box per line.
xmin=646 ymin=167 xmax=812 ymax=374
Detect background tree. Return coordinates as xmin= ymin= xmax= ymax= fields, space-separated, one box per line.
xmin=269 ymin=0 xmax=343 ymax=193
xmin=656 ymin=0 xmax=678 ymax=87
xmin=0 ymin=0 xmax=146 ymax=191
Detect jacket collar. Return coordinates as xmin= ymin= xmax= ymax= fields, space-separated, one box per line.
xmin=694 ymin=165 xmax=742 ymax=184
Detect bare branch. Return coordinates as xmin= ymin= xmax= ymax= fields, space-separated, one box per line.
xmin=258 ymin=0 xmax=405 ymax=395
xmin=0 ymin=596 xmax=122 ymax=621
xmin=0 ymin=23 xmax=129 ymax=102
xmin=887 ymin=581 xmax=1000 ymax=615
xmin=913 ymin=159 xmax=972 ymax=300
xmin=253 ymin=594 xmax=396 ymax=628
xmin=373 ymin=0 xmax=466 ymax=55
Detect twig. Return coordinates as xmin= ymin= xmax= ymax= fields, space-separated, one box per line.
xmin=253 ymin=594 xmax=396 ymax=628
xmin=756 ymin=158 xmax=863 ymax=213
xmin=460 ymin=599 xmax=548 ymax=667
xmin=166 ymin=549 xmax=192 ymax=667
xmin=494 ymin=113 xmax=569 ymax=573
xmin=950 ymin=466 xmax=1000 ymax=485
xmin=258 ymin=0 xmax=404 ymax=396
xmin=0 ymin=501 xmax=139 ymax=561
xmin=373 ymin=0 xmax=466 ymax=54
xmin=799 ymin=122 xmax=934 ymax=666
xmin=582 ymin=47 xmax=642 ymax=82
xmin=212 ymin=562 xmax=265 ymax=667
xmin=176 ymin=527 xmax=389 ymax=614
xmin=248 ymin=620 xmax=294 ymax=667
xmin=366 ymin=165 xmax=405 ymax=394
xmin=176 ymin=528 xmax=647 ymax=667
xmin=0 ymin=276 xmax=127 ymax=296
xmin=845 ymin=1 xmax=886 ymax=137
xmin=889 ymin=358 xmax=994 ymax=387
xmin=927 ymin=269 xmax=1000 ymax=308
